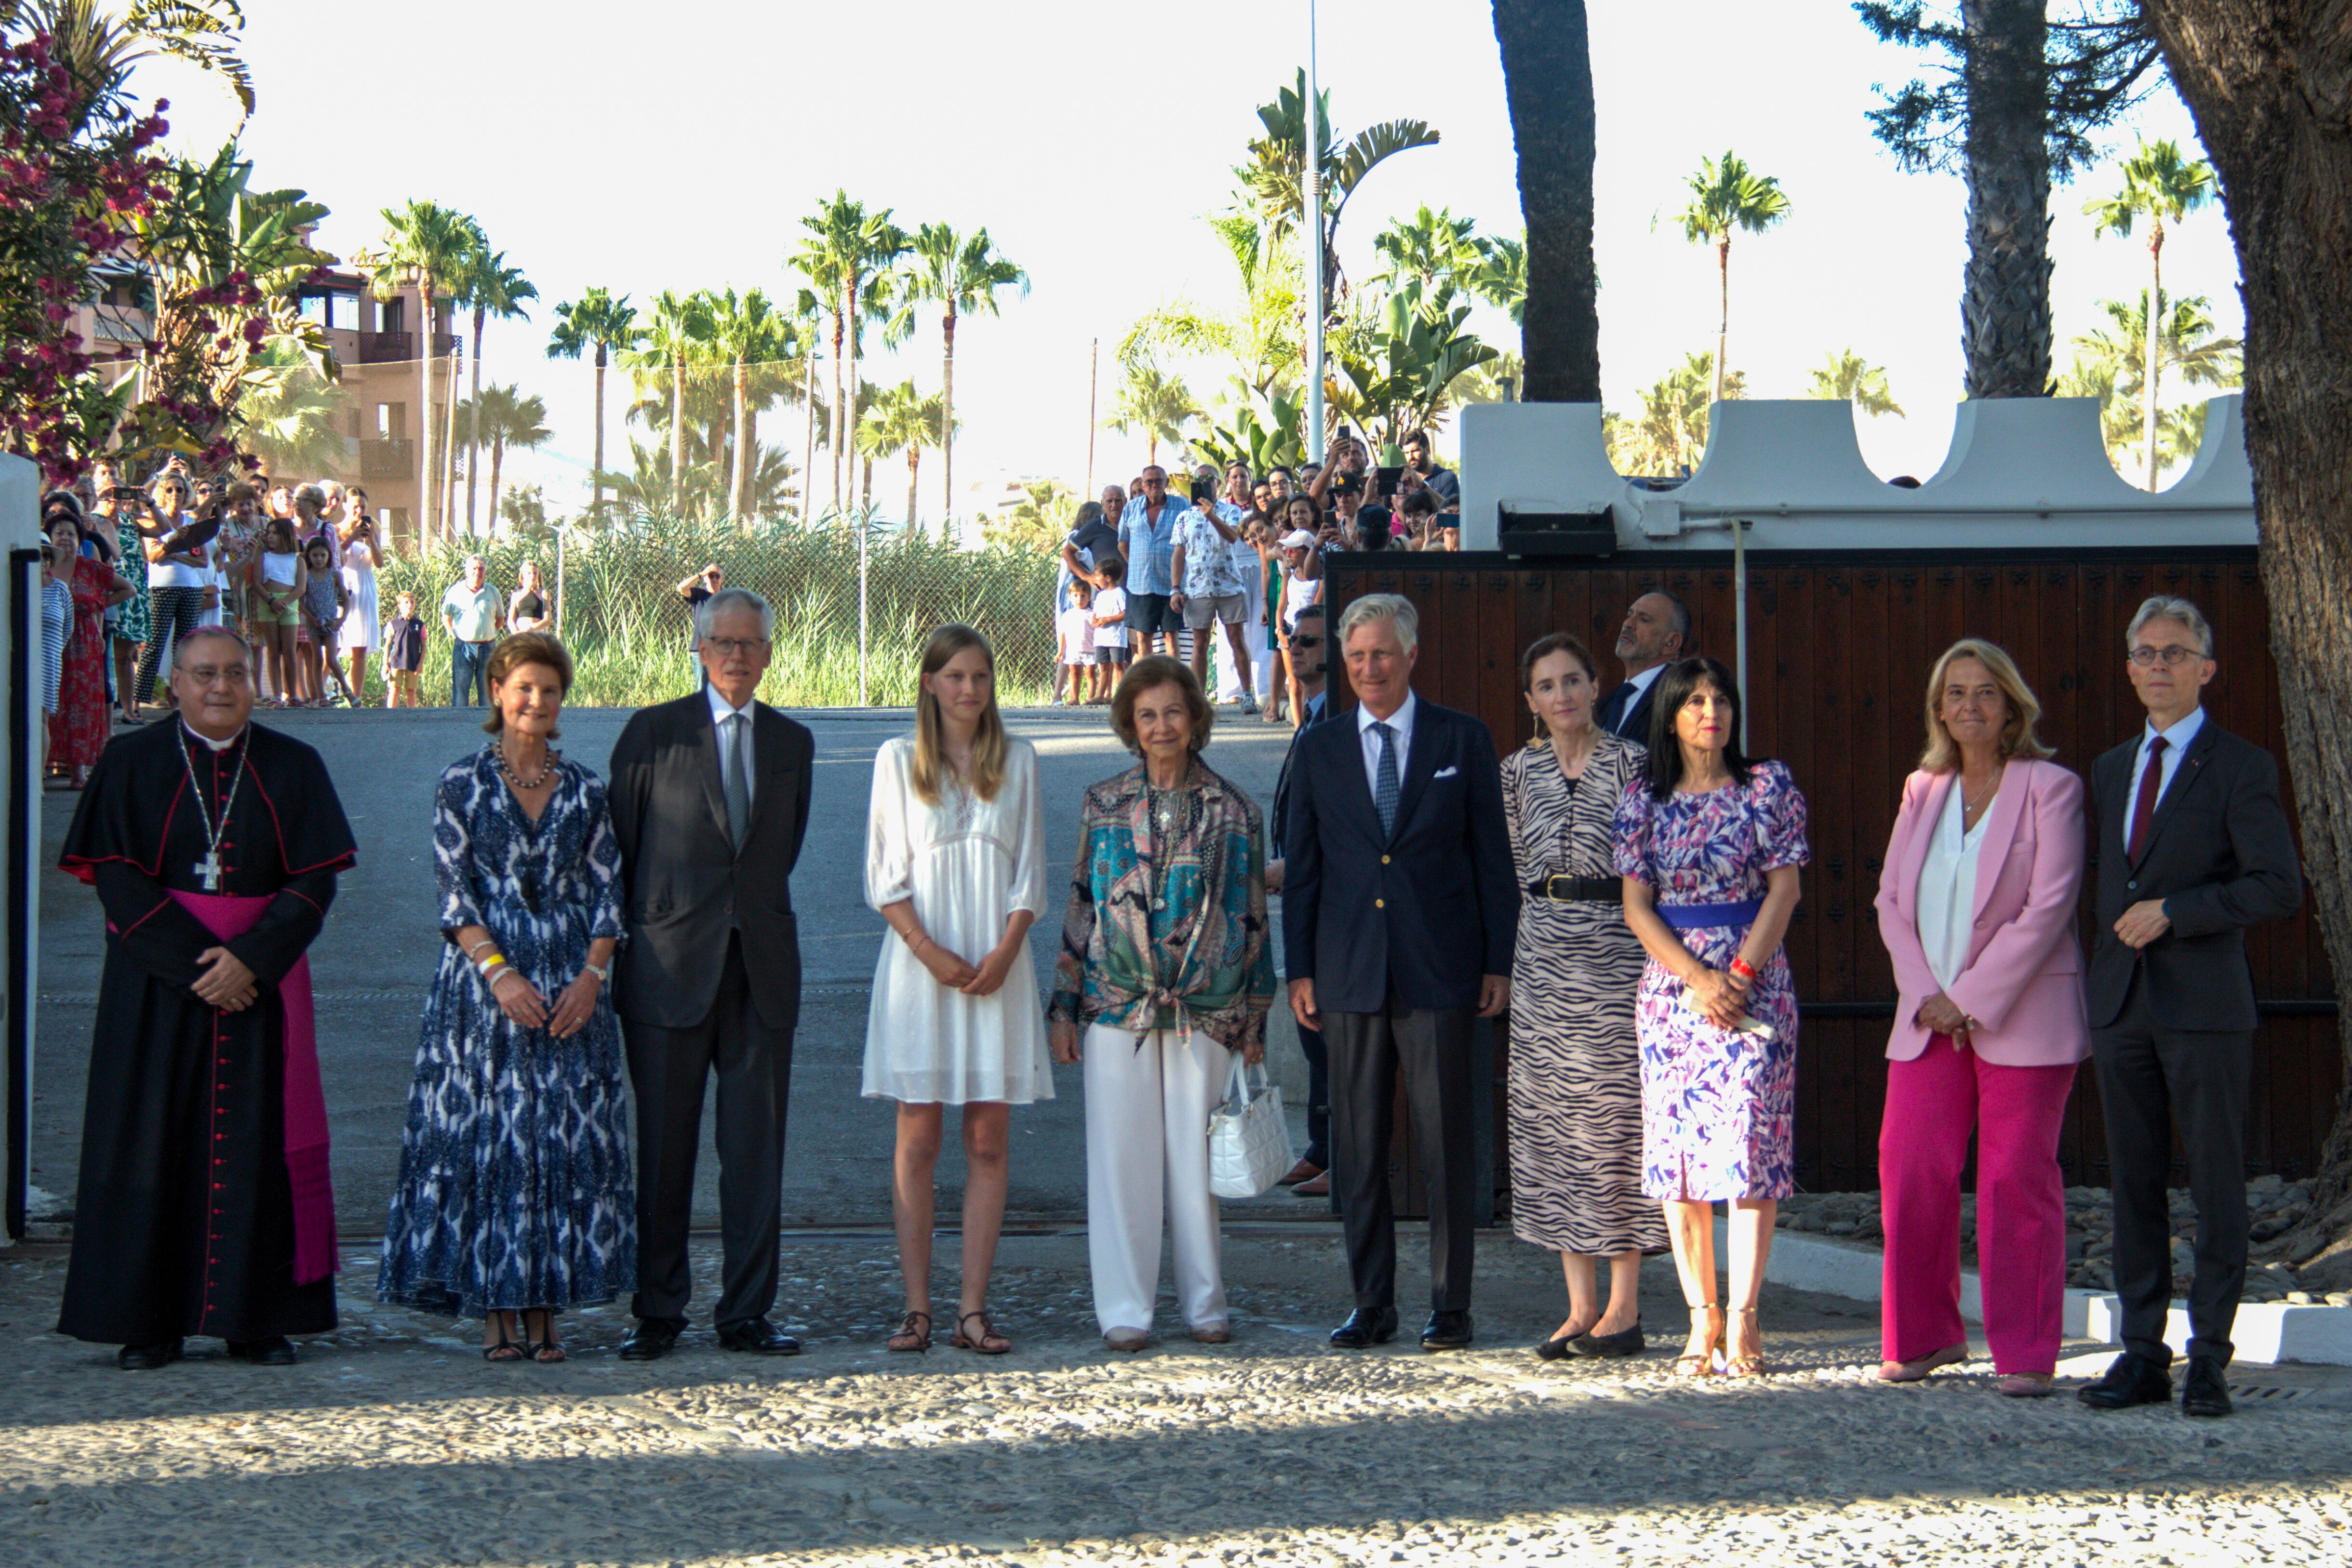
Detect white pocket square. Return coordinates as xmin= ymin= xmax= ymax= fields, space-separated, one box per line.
xmin=1433 ymin=766 xmax=1459 ymax=779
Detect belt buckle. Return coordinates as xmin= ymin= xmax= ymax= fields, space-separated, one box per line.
xmin=1546 ymin=874 xmax=1573 ymax=900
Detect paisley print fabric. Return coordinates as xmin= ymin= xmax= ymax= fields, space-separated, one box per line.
xmin=1612 ymin=759 xmax=1811 ymax=1202
xmin=377 ymin=747 xmax=635 ymax=1317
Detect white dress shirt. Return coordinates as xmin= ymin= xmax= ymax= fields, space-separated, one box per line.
xmin=1357 ymin=689 xmax=1416 ymax=802
xmin=708 ymin=683 xmax=756 ymax=806
xmin=2122 ymin=705 xmax=2204 ymax=849
xmin=1916 ymin=778 xmax=1990 ymax=991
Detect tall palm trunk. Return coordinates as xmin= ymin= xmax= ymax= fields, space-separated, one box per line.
xmin=731 ymin=357 xmax=750 ymax=525
xmin=861 ymin=453 xmax=873 ymax=511
xmin=801 ymin=351 xmax=817 ymax=523
xmin=846 ymin=294 xmax=863 ymax=513
xmin=1712 ymin=236 xmax=1731 ymax=407
xmin=939 ymin=305 xmax=956 ymax=536
xmin=443 ymin=337 xmax=463 ymax=539
xmin=467 ymin=303 xmax=485 ymax=534
xmin=669 ymin=353 xmax=686 ymax=517
xmin=907 ymin=445 xmax=921 ymax=533
xmin=488 ymin=433 xmax=506 ymax=531
xmin=1959 ymin=0 xmax=2054 ymax=399
xmin=829 ymin=300 xmax=847 ymax=510
xmin=417 ymin=282 xmax=437 ymax=544
xmin=2145 ymin=222 xmax=2167 ymax=489
xmin=1489 ymin=0 xmax=1601 ymax=402
xmin=590 ymin=346 xmax=607 ymax=527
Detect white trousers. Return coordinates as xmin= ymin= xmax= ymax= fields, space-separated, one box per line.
xmin=1083 ymin=1023 xmax=1230 ymax=1334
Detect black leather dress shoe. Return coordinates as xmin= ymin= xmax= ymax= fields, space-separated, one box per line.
xmin=618 ymin=1318 xmax=683 ymax=1361
xmin=1328 ymin=1307 xmax=1398 ymax=1349
xmin=717 ymin=1317 xmax=801 ymax=1355
xmin=226 ymin=1336 xmax=296 ymax=1366
xmin=2181 ymin=1355 xmax=2233 ymax=1418
xmin=118 ymin=1338 xmax=183 ymax=1371
xmin=2076 ymin=1350 xmax=2173 ymax=1410
xmin=1421 ymin=1309 xmax=1473 ymax=1351
xmin=1571 ymin=1322 xmax=1646 ymax=1359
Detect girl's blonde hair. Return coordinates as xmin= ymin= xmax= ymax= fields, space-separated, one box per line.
xmin=909 ymin=624 xmax=1007 ymax=806
xmin=1920 ymin=638 xmax=2057 ymax=771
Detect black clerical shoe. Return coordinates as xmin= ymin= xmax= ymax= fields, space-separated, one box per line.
xmin=2181 ymin=1356 xmax=2233 ymax=1419
xmin=618 ymin=1318 xmax=683 ymax=1362
xmin=2076 ymin=1351 xmax=2173 ymax=1410
xmin=716 ymin=1317 xmax=801 ymax=1355
xmin=117 ymin=1338 xmax=183 ymax=1371
xmin=226 ymin=1336 xmax=296 ymax=1366
xmin=1421 ymin=1309 xmax=1474 ymax=1351
xmin=1328 ymin=1307 xmax=1398 ymax=1349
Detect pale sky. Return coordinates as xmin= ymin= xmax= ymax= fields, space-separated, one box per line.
xmin=141 ymin=0 xmax=2240 ymax=518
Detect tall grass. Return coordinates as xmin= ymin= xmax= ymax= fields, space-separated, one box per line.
xmin=371 ymin=518 xmax=1060 ymax=708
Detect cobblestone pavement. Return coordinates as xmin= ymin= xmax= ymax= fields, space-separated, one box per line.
xmin=7 ymin=1227 xmax=2350 ymax=1567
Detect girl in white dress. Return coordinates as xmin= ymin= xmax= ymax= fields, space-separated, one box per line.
xmin=863 ymin=624 xmax=1051 ymax=1357
xmin=338 ymin=514 xmax=382 ymax=700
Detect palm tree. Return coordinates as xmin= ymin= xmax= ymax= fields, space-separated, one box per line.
xmin=545 ymin=287 xmax=641 ymax=526
xmin=371 ymin=200 xmax=479 ymax=541
xmin=462 ymin=384 xmax=549 ymax=533
xmin=2065 ymin=292 xmax=2241 ymax=481
xmin=2085 ymin=140 xmax=2218 ymax=490
xmin=37 ymin=0 xmax=256 ymax=121
xmin=704 ymin=287 xmax=797 ymax=524
xmin=1808 ymin=349 xmax=1904 ymax=418
xmin=1489 ymin=0 xmax=1601 ymax=401
xmin=1607 ymin=351 xmax=1746 ymax=476
xmin=1236 ymin=69 xmax=1440 ymax=317
xmin=790 ymin=192 xmax=908 ymax=511
xmin=1370 ymin=205 xmax=1483 ymax=295
xmin=1470 ymin=234 xmax=1529 ymax=326
xmin=1677 ymin=150 xmax=1791 ymax=407
xmin=897 ymin=224 xmax=1026 ymax=534
xmin=791 ymin=287 xmax=827 ymax=521
xmin=624 ymin=290 xmax=714 ymax=516
xmin=236 ymin=337 xmax=347 ymax=476
xmin=1108 ymin=359 xmax=1198 ymax=468
xmin=857 ymin=379 xmax=949 ymax=533
xmin=449 ymin=239 xmax=535 ymax=533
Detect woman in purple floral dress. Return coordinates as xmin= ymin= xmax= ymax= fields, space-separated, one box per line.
xmin=1614 ymin=657 xmax=1808 ymax=1380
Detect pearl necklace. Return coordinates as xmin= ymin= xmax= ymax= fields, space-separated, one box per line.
xmin=497 ymin=740 xmax=558 ymax=792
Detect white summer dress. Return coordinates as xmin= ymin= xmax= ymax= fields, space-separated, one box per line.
xmin=861 ymin=734 xmax=1054 ymax=1104
xmin=338 ymin=537 xmax=380 ymax=652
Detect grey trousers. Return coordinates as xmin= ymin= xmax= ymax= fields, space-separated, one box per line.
xmin=1324 ymin=997 xmax=1476 ymax=1314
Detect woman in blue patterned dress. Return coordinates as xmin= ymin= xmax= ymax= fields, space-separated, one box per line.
xmin=1614 ymin=656 xmax=1808 ymax=1380
xmin=379 ymin=632 xmax=634 ymax=1362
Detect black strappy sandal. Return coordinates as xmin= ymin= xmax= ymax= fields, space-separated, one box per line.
xmin=952 ymin=1309 xmax=1010 ymax=1356
xmin=887 ymin=1310 xmax=933 ymax=1353
xmin=524 ymin=1308 xmax=565 ymax=1364
xmin=482 ymin=1311 xmax=525 ymax=1363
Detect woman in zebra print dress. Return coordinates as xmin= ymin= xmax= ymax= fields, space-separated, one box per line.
xmin=1505 ymin=634 xmax=1667 ymax=1359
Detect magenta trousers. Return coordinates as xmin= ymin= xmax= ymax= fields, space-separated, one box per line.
xmin=1879 ymin=1035 xmax=2077 ymax=1374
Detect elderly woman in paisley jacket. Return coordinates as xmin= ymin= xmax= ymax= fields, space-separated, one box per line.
xmin=1050 ymin=655 xmax=1276 ymax=1352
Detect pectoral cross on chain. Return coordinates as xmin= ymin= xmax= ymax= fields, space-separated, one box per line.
xmin=194 ymin=853 xmax=222 ymax=892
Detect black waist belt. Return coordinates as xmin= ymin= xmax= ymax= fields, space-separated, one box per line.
xmin=1526 ymin=875 xmax=1621 ymax=903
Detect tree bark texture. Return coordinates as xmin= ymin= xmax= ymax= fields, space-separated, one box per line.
xmin=1490 ymin=0 xmax=1602 ymax=403
xmin=670 ymin=356 xmax=685 ymax=517
xmin=941 ymin=307 xmax=957 ymax=539
xmin=467 ymin=308 xmax=485 ymax=535
xmin=418 ymin=287 xmax=439 ymax=544
xmin=2147 ymin=0 xmax=2352 ymax=1281
xmin=732 ymin=359 xmax=750 ymax=525
xmin=1960 ymin=0 xmax=2054 ymax=399
xmin=590 ymin=350 xmax=606 ymax=527
xmin=2145 ymin=226 xmax=2166 ymax=490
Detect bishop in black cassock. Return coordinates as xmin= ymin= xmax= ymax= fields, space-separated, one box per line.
xmin=57 ymin=627 xmax=355 ymax=1368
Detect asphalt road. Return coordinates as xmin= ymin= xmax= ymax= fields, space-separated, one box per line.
xmin=30 ymin=699 xmax=1303 ymax=1232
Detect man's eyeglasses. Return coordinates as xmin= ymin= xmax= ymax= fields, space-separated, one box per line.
xmin=704 ymin=637 xmax=768 ymax=658
xmin=2129 ymin=645 xmax=2205 ymax=667
xmin=179 ymin=664 xmax=252 ymax=688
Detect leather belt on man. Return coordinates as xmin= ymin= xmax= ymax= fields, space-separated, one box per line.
xmin=1525 ymin=875 xmax=1621 ymax=903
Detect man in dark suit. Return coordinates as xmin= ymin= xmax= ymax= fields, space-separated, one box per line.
xmin=2077 ymin=596 xmax=2301 ymax=1420
xmin=1593 ymin=590 xmax=1688 ymax=742
xmin=1267 ymin=603 xmax=1331 ymax=1193
xmin=1284 ymin=594 xmax=1517 ymax=1351
xmin=609 ymin=588 xmax=816 ymax=1359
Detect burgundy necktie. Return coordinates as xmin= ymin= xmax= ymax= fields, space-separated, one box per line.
xmin=2127 ymin=735 xmax=2168 ymax=861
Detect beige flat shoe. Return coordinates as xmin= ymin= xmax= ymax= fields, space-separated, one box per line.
xmin=1877 ymin=1342 xmax=1970 ymax=1382
xmin=1997 ymin=1372 xmax=2055 ymax=1397
xmin=1103 ymin=1328 xmax=1149 ymax=1352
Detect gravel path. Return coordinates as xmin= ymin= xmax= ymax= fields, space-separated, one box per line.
xmin=8 ymin=1228 xmax=2350 ymax=1567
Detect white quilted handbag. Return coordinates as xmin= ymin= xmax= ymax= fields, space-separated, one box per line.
xmin=1207 ymin=1056 xmax=1295 ymax=1199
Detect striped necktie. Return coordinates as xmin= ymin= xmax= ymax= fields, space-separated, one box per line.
xmin=1371 ymin=721 xmax=1400 ymax=837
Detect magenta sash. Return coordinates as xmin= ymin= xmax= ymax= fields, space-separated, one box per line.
xmin=169 ymin=890 xmax=338 ymax=1286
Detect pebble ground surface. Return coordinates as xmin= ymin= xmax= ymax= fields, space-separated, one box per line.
xmin=7 ymin=1226 xmax=2351 ymax=1568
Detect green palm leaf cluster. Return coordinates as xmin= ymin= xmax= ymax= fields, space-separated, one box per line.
xmin=1808 ymin=349 xmax=1904 ymax=418
xmin=2060 ymin=293 xmax=2241 ymax=480
xmin=452 ymin=383 xmax=548 ymax=531
xmin=1606 ymin=351 xmax=1746 ymax=478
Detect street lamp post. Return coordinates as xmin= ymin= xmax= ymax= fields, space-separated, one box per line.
xmin=1305 ymin=0 xmax=1324 ymax=464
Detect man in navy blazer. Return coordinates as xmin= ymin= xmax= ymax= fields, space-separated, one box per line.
xmin=1284 ymin=593 xmax=1517 ymax=1350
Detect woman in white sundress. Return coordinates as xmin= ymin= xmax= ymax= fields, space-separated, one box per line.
xmin=338 ymin=514 xmax=383 ymax=700
xmin=863 ymin=623 xmax=1051 ymax=1358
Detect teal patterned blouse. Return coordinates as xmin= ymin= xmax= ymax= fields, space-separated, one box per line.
xmin=1050 ymin=758 xmax=1275 ymax=1049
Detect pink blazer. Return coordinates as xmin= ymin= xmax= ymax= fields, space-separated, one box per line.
xmin=1873 ymin=757 xmax=2090 ymax=1066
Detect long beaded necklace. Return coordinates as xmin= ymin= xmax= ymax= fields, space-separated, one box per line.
xmin=176 ymin=724 xmax=249 ymax=892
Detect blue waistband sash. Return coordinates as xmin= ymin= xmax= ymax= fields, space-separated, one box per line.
xmin=1657 ymin=898 xmax=1764 ymax=930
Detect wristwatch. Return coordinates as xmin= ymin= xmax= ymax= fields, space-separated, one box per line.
xmin=582 ymin=959 xmax=611 ymax=985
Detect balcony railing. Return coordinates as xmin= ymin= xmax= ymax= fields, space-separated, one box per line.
xmin=359 ymin=439 xmax=415 ymax=480
xmin=355 ymin=331 xmax=460 ymax=364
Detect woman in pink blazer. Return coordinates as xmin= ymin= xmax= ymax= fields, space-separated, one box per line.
xmin=1873 ymin=638 xmax=2088 ymax=1396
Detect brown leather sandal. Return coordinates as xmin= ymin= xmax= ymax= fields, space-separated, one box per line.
xmin=952 ymin=1309 xmax=1010 ymax=1355
xmin=887 ymin=1310 xmax=933 ymax=1353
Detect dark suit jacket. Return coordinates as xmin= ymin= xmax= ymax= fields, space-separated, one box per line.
xmin=2087 ymin=715 xmax=2302 ymax=1032
xmin=609 ymin=692 xmax=815 ymax=1032
xmin=1596 ymin=675 xmax=1658 ymax=744
xmin=1282 ymin=697 xmax=1518 ymax=1013
xmin=1270 ymin=689 xmax=1329 ymax=861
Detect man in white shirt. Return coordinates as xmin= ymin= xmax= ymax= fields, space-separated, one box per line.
xmin=1595 ymin=591 xmax=1689 ymax=741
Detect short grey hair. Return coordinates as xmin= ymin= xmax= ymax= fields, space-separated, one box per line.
xmin=696 ymin=585 xmax=775 ymax=640
xmin=293 ymin=483 xmax=327 ymax=511
xmin=172 ymin=625 xmax=252 ymax=669
xmin=2126 ymin=595 xmax=2214 ymax=658
xmin=1336 ymin=592 xmax=1419 ymax=653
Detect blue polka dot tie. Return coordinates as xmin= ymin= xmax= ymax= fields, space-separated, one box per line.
xmin=1372 ymin=720 xmax=1400 ymax=839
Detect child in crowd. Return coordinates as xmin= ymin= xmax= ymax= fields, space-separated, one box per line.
xmin=298 ymin=538 xmax=352 ymax=706
xmin=1056 ymin=579 xmax=1095 ymax=706
xmin=1089 ymin=555 xmax=1129 ymax=703
xmin=383 ymin=590 xmax=426 ymax=708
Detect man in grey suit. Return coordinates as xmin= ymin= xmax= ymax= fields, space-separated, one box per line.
xmin=2077 ymin=595 xmax=2301 ymax=1420
xmin=609 ymin=587 xmax=816 ymax=1359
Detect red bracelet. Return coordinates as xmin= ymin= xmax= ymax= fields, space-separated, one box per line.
xmin=1728 ymin=957 xmax=1756 ymax=982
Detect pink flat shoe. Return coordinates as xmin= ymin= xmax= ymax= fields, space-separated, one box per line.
xmin=1997 ymin=1373 xmax=2055 ymax=1397
xmin=1876 ymin=1342 xmax=1969 ymax=1382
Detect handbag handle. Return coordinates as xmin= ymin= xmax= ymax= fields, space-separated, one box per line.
xmin=1224 ymin=1054 xmax=1269 ymax=1110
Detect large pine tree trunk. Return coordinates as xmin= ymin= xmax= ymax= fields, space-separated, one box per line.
xmin=1489 ymin=0 xmax=1602 ymax=403
xmin=1960 ymin=0 xmax=2054 ymax=399
xmin=2148 ymin=0 xmax=2352 ymax=1283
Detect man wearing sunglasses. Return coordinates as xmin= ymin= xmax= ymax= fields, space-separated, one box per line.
xmin=1267 ymin=601 xmax=1332 ymax=1195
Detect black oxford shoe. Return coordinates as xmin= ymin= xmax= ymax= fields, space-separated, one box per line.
xmin=1328 ymin=1306 xmax=1399 ymax=1349
xmin=118 ymin=1338 xmax=183 ymax=1371
xmin=1421 ymin=1309 xmax=1474 ymax=1351
xmin=717 ymin=1317 xmax=801 ymax=1355
xmin=2076 ymin=1350 xmax=2173 ymax=1410
xmin=226 ymin=1336 xmax=296 ymax=1366
xmin=2181 ymin=1356 xmax=2233 ymax=1419
xmin=618 ymin=1318 xmax=683 ymax=1361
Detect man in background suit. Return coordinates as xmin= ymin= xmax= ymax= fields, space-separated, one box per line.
xmin=1594 ymin=590 xmax=1689 ymax=742
xmin=609 ymin=588 xmax=816 ymax=1359
xmin=2077 ymin=595 xmax=2301 ymax=1420
xmin=1267 ymin=602 xmax=1331 ymax=1194
xmin=1284 ymin=594 xmax=1518 ymax=1351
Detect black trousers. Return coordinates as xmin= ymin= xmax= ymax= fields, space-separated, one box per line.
xmin=1299 ymin=1021 xmax=1330 ymax=1169
xmin=2091 ymin=976 xmax=2252 ymax=1366
xmin=1325 ymin=997 xmax=1475 ymax=1314
xmin=134 ymin=585 xmax=208 ymax=704
xmin=624 ymin=932 xmax=795 ymax=1329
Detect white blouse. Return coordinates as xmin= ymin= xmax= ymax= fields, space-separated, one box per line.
xmin=1915 ymin=778 xmax=1991 ymax=991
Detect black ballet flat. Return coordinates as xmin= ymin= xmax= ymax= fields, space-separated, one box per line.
xmin=1570 ymin=1322 xmax=1646 ymax=1359
xmin=1535 ymin=1331 xmax=1578 ymax=1362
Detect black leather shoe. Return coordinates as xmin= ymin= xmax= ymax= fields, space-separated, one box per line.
xmin=717 ymin=1317 xmax=801 ymax=1355
xmin=2076 ymin=1350 xmax=2173 ymax=1410
xmin=1328 ymin=1307 xmax=1398 ymax=1349
xmin=1572 ymin=1322 xmax=1646 ymax=1359
xmin=226 ymin=1336 xmax=296 ymax=1366
xmin=1535 ymin=1330 xmax=1577 ymax=1362
xmin=618 ymin=1318 xmax=683 ymax=1361
xmin=117 ymin=1338 xmax=183 ymax=1371
xmin=1421 ymin=1309 xmax=1473 ymax=1351
xmin=2181 ymin=1356 xmax=2233 ymax=1419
